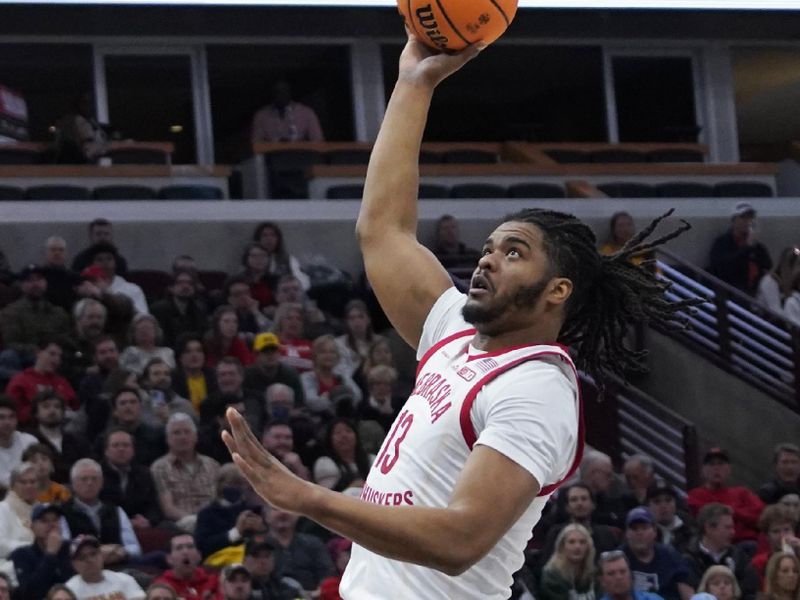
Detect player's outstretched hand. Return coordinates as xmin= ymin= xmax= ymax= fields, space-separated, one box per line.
xmin=398 ymin=28 xmax=485 ymax=89
xmin=222 ymin=407 xmax=311 ymax=513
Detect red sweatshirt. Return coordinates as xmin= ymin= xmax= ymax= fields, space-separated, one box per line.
xmin=687 ymin=485 xmax=765 ymax=542
xmin=5 ymin=368 xmax=77 ymax=424
xmin=154 ymin=568 xmax=220 ymax=600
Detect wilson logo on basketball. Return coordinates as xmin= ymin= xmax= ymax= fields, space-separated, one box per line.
xmin=457 ymin=366 xmax=477 ymax=381
xmin=415 ymin=4 xmax=449 ymax=49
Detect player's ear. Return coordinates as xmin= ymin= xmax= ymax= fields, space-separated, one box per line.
xmin=547 ymin=277 xmax=573 ymax=306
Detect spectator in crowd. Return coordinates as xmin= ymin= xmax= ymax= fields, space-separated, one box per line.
xmin=581 ymin=449 xmax=634 ymax=529
xmin=144 ymin=583 xmax=177 ymax=600
xmin=152 ymin=533 xmax=220 ymax=600
xmin=762 ymin=551 xmax=800 ymax=600
xmin=0 ymin=397 xmax=37 ymax=490
xmin=541 ymin=483 xmax=620 ymax=564
xmin=431 ymin=214 xmax=481 ymax=272
xmin=785 ymin=271 xmax=800 ymax=327
xmin=100 ymin=428 xmax=163 ymax=530
xmin=151 ymin=269 xmax=209 ymax=348
xmin=10 ymin=503 xmax=73 ymax=600
xmin=65 ymin=534 xmax=145 ymax=600
xmin=72 ymin=219 xmax=130 ymax=277
xmin=86 ymin=242 xmax=148 ymax=315
xmin=172 ymin=333 xmax=218 ymax=415
xmin=646 ymin=486 xmax=694 ymax=554
xmin=64 ymin=299 xmax=112 ymax=385
xmin=41 ymin=236 xmax=83 ymax=312
xmin=103 ymin=386 xmax=166 ymax=466
xmin=74 ymin=336 xmax=120 ymax=431
xmin=204 ymin=358 xmax=263 ymax=433
xmin=244 ymin=537 xmax=305 ymax=600
xmin=226 ymin=275 xmax=271 ymax=341
xmin=252 ymin=222 xmax=310 ymax=291
xmin=205 ymin=306 xmax=255 ymax=369
xmin=54 ymin=92 xmax=110 ymax=164
xmin=352 ymin=336 xmax=412 ymax=400
xmin=76 ymin=265 xmax=136 ymax=346
xmin=260 ymin=420 xmax=310 ymax=480
xmin=240 ymin=243 xmax=276 ymax=309
xmin=273 ymin=303 xmax=313 ymax=373
xmin=598 ymin=212 xmax=655 ymax=269
xmin=60 ymin=458 xmax=142 ymax=566
xmin=335 ymin=300 xmax=383 ymax=377
xmin=357 ymin=365 xmax=401 ymax=432
xmin=0 ymin=264 xmax=71 ymax=373
xmin=300 ymin=335 xmax=361 ymax=419
xmin=220 ymin=563 xmax=254 ymax=600
xmin=264 ymin=505 xmax=334 ymax=594
xmin=198 ymin=394 xmax=244 ymax=465
xmin=0 ymin=462 xmax=38 ymax=559
xmin=756 ymin=246 xmax=800 ymax=315
xmin=251 ymin=81 xmax=324 ymax=143
xmin=624 ymin=455 xmax=661 ymax=505
xmin=687 ymin=447 xmax=764 ymax=544
xmin=312 ymin=418 xmax=371 ymax=493
xmin=759 ymin=443 xmax=800 ymax=505
xmin=695 ymin=565 xmax=741 ymax=600
xmin=270 ymin=275 xmax=324 ymax=325
xmin=151 ymin=413 xmax=221 ymax=532
xmin=0 ymin=573 xmax=9 ymax=600
xmin=538 ymin=523 xmax=599 ymax=600
xmin=751 ymin=504 xmax=800 ymax=587
xmin=244 ymin=334 xmax=304 ymax=404
xmin=139 ymin=358 xmax=194 ymax=428
xmin=22 ymin=444 xmax=70 ymax=503
xmin=195 ymin=463 xmax=265 ymax=559
xmin=684 ymin=503 xmax=759 ymax=599
xmin=81 ymin=365 xmax=137 ymax=444
xmin=707 ymin=202 xmax=772 ymax=296
xmin=27 ymin=389 xmax=92 ymax=483
xmin=598 ymin=550 xmax=665 ymax=600
xmin=319 ymin=537 xmax=352 ymax=600
xmin=6 ymin=337 xmax=77 ymax=425
xmin=119 ymin=314 xmax=176 ymax=375
xmin=620 ymin=507 xmax=693 ymax=600
xmin=780 ymin=494 xmax=800 ymax=523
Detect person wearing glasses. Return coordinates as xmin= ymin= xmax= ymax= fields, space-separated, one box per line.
xmin=598 ymin=550 xmax=665 ymax=600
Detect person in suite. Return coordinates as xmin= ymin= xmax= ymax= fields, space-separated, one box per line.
xmin=222 ymin=31 xmax=697 ymax=599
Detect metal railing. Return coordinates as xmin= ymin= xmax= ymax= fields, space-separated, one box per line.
xmin=581 ymin=374 xmax=700 ymax=493
xmin=655 ymin=248 xmax=800 ymax=412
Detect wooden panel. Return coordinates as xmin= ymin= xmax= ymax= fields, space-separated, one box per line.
xmin=3 ymin=141 xmax=175 ymax=154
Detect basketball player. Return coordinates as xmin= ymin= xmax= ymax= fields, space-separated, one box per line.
xmin=223 ymin=31 xmax=697 ymax=599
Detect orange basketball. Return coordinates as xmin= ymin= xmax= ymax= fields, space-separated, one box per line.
xmin=398 ymin=0 xmax=518 ymax=52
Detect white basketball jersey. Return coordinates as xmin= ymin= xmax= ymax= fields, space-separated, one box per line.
xmin=340 ymin=289 xmax=584 ymax=599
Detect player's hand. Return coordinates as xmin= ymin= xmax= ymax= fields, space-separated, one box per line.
xmin=397 ymin=28 xmax=484 ymax=89
xmin=223 ymin=408 xmax=312 ymax=514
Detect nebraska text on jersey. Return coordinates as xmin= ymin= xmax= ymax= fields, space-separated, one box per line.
xmin=340 ymin=288 xmax=585 ymax=600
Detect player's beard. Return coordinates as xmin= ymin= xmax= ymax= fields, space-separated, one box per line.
xmin=462 ymin=276 xmax=549 ymax=325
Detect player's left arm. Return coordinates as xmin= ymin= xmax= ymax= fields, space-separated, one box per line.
xmin=223 ymin=408 xmax=539 ymax=576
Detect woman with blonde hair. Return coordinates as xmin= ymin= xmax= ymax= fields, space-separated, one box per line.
xmin=538 ymin=523 xmax=598 ymax=600
xmin=697 ymin=565 xmax=741 ymax=600
xmin=119 ymin=313 xmax=175 ymax=374
xmin=763 ymin=552 xmax=800 ymax=600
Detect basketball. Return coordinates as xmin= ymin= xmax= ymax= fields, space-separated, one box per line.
xmin=398 ymin=0 xmax=518 ymax=52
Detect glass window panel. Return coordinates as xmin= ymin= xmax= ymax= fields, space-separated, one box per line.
xmin=381 ymin=44 xmax=606 ymax=142
xmin=206 ymin=44 xmax=353 ymax=164
xmin=105 ymin=54 xmax=196 ymax=163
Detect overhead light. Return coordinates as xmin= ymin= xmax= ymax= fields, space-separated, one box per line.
xmin=170 ymin=124 xmax=184 ymax=133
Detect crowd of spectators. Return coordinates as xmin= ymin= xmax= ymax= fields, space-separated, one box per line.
xmin=0 ymin=211 xmax=797 ymax=600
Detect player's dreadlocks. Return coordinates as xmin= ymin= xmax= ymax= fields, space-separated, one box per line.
xmin=505 ymin=208 xmax=701 ymax=383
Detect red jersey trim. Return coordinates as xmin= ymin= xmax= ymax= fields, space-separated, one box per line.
xmin=465 ymin=340 xmax=571 ymax=362
xmin=416 ymin=328 xmax=475 ymax=378
xmin=458 ymin=350 xmax=585 ymax=497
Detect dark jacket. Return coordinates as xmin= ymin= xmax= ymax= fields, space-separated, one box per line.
xmin=707 ymin=229 xmax=772 ymax=294
xmin=10 ymin=540 xmax=74 ymax=600
xmin=97 ymin=420 xmax=166 ymax=467
xmin=100 ymin=459 xmax=163 ymax=526
xmin=684 ymin=538 xmax=760 ymax=600
xmin=243 ymin=363 xmax=305 ymax=406
xmin=194 ymin=500 xmax=250 ymax=558
xmin=29 ymin=426 xmax=93 ymax=484
xmin=61 ymin=497 xmax=123 ymax=545
xmin=758 ymin=477 xmax=800 ymax=505
xmin=172 ymin=367 xmax=218 ymax=408
xmin=151 ymin=296 xmax=209 ymax=348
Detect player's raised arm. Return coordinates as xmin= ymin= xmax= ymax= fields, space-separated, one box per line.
xmin=356 ymin=32 xmax=483 ymax=350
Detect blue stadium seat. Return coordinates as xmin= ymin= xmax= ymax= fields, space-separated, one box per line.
xmin=418 ymin=184 xmax=449 ymax=199
xmin=93 ymin=185 xmax=158 ymax=200
xmin=159 ymin=185 xmax=224 ymax=200
xmin=597 ymin=182 xmax=658 ymax=198
xmin=26 ymin=185 xmax=91 ymax=200
xmin=714 ymin=181 xmax=773 ymax=198
xmin=449 ymin=183 xmax=507 ymax=199
xmin=0 ymin=186 xmax=24 ymax=200
xmin=326 ymin=184 xmax=364 ymax=199
xmin=507 ymin=182 xmax=566 ymax=198
xmin=656 ymin=182 xmax=714 ymax=198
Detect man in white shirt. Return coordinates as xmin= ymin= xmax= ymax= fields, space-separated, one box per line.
xmin=65 ymin=534 xmax=145 ymax=600
xmin=0 ymin=397 xmax=37 ymax=491
xmin=222 ymin=30 xmax=698 ymax=600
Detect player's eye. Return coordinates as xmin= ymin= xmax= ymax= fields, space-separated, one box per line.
xmin=507 ymin=248 xmax=521 ymax=257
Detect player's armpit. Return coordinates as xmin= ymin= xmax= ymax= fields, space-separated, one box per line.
xmin=360 ymin=229 xmax=452 ymax=350
xmin=444 ymin=444 xmax=541 ymax=574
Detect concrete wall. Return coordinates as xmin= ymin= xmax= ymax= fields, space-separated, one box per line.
xmin=1 ymin=197 xmax=799 ymax=275
xmin=637 ymin=329 xmax=800 ymax=490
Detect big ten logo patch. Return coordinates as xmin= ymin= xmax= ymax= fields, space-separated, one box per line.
xmin=457 ymin=366 xmax=476 ymax=381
